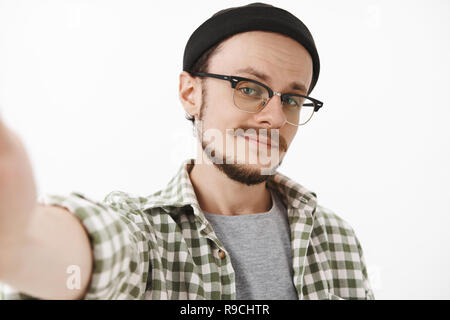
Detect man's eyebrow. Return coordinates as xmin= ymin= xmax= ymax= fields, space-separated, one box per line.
xmin=235 ymin=67 xmax=308 ymax=94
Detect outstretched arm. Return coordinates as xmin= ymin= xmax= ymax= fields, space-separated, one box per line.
xmin=0 ymin=116 xmax=92 ymax=299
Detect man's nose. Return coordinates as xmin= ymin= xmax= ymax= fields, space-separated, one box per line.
xmin=255 ymin=94 xmax=287 ymax=128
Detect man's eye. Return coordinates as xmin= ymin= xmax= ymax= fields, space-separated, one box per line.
xmin=240 ymin=87 xmax=257 ymax=95
xmin=285 ymin=97 xmax=299 ymax=106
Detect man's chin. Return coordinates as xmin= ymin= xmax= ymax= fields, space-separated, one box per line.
xmin=201 ymin=143 xmax=284 ymax=185
xmin=212 ymin=162 xmax=272 ymax=186
xmin=210 ymin=155 xmax=283 ymax=185
xmin=229 ymin=151 xmax=284 ymax=175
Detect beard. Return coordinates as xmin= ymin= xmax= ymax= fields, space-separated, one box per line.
xmin=201 ymin=138 xmax=281 ymax=186
xmin=196 ymin=118 xmax=284 ymax=186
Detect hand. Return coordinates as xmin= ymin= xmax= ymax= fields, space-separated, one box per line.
xmin=0 ymin=116 xmax=38 ymax=243
xmin=0 ymin=115 xmax=93 ymax=299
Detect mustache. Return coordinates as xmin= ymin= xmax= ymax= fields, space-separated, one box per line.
xmin=231 ymin=127 xmax=288 ymax=152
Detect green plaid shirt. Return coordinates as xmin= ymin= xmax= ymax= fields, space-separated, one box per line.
xmin=1 ymin=158 xmax=374 ymax=300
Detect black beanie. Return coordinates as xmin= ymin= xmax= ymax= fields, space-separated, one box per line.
xmin=183 ymin=2 xmax=320 ymax=94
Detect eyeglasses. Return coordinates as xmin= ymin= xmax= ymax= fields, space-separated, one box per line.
xmin=193 ymin=72 xmax=324 ymax=126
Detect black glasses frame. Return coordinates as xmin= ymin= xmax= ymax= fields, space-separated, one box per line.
xmin=192 ymin=72 xmax=324 ymax=113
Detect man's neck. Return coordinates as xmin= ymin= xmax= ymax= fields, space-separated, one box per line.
xmin=188 ymin=160 xmax=272 ymax=216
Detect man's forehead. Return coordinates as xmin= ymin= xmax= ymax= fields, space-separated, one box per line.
xmin=211 ymin=32 xmax=313 ymax=91
xmin=217 ymin=31 xmax=312 ymax=67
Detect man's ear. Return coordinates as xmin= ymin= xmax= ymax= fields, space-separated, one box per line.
xmin=179 ymin=71 xmax=202 ymax=118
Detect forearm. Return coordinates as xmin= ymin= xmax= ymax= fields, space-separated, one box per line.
xmin=0 ymin=132 xmax=37 ymax=241
xmin=0 ymin=204 xmax=93 ymax=300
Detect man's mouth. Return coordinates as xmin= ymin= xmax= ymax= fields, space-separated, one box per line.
xmin=235 ymin=132 xmax=279 ymax=149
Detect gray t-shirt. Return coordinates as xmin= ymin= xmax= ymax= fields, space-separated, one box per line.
xmin=203 ymin=188 xmax=298 ymax=300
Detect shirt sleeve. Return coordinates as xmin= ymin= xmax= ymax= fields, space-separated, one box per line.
xmin=354 ymin=234 xmax=375 ymax=300
xmin=313 ymin=205 xmax=376 ymax=300
xmin=0 ymin=191 xmax=151 ymax=300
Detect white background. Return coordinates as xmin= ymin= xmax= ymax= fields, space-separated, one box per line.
xmin=0 ymin=0 xmax=449 ymax=299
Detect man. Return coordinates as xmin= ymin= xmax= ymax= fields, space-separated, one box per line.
xmin=0 ymin=3 xmax=374 ymax=300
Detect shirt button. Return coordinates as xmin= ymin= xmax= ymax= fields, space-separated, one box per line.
xmin=218 ymin=249 xmax=226 ymax=259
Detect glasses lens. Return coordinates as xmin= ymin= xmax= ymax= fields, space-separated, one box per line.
xmin=232 ymin=81 xmax=316 ymax=126
xmin=233 ymin=81 xmax=269 ymax=112
xmin=283 ymin=95 xmax=315 ymax=125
